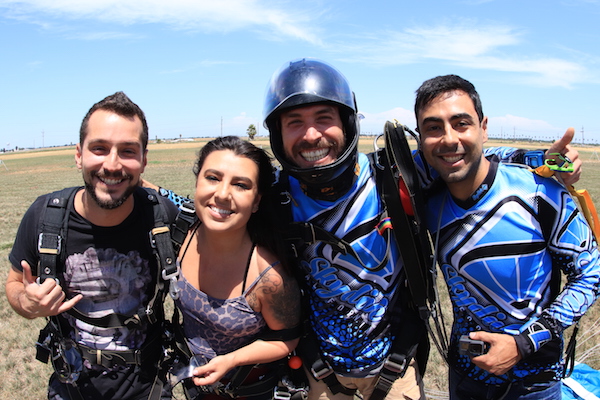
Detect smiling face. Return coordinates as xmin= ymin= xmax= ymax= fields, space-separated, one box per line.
xmin=417 ymin=90 xmax=490 ymax=200
xmin=279 ymin=104 xmax=346 ymax=169
xmin=75 ymin=109 xmax=147 ymax=210
xmin=194 ymin=149 xmax=261 ymax=235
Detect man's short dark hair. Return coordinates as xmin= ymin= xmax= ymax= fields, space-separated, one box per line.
xmin=414 ymin=75 xmax=484 ymax=125
xmin=79 ymin=92 xmax=149 ymax=150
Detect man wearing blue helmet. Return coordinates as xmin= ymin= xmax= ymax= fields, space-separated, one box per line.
xmin=263 ymin=58 xmax=427 ymax=400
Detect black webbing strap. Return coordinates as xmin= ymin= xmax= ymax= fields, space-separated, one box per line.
xmin=37 ymin=187 xmax=79 ymax=282
xmin=171 ymin=200 xmax=197 ymax=250
xmin=309 ymin=358 xmax=356 ymax=396
xmin=66 ymin=307 xmax=146 ymax=329
xmin=285 ymin=222 xmax=358 ymax=258
xmin=147 ymin=190 xmax=179 ymax=300
xmin=221 ymin=360 xmax=286 ymax=398
xmin=295 ymin=326 xmax=356 ymax=397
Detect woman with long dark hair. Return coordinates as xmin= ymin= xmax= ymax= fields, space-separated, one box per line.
xmin=173 ymin=136 xmax=301 ymax=399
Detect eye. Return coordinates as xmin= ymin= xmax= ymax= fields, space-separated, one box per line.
xmin=423 ymin=125 xmax=442 ymax=136
xmin=235 ymin=183 xmax=250 ymax=190
xmin=121 ymin=148 xmax=139 ymax=157
xmin=285 ymin=118 xmax=302 ymax=128
xmin=454 ymin=120 xmax=472 ymax=131
xmin=90 ymin=145 xmax=108 ymax=154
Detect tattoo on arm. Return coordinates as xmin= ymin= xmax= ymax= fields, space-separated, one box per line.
xmin=253 ymin=268 xmax=301 ymax=328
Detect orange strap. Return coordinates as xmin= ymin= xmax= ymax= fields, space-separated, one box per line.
xmin=534 ymin=166 xmax=600 ymax=239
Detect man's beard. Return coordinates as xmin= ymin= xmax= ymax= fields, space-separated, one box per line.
xmin=84 ymin=179 xmax=137 ymax=209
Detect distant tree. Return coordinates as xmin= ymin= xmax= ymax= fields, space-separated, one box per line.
xmin=246 ymin=124 xmax=257 ymax=140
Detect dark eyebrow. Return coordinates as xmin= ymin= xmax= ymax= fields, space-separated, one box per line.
xmin=421 ymin=113 xmax=475 ymax=125
xmin=87 ymin=138 xmax=142 ymax=148
xmin=450 ymin=112 xmax=476 ymax=122
xmin=421 ymin=116 xmax=443 ymax=125
xmin=204 ymin=169 xmax=254 ymax=185
xmin=282 ymin=105 xmax=336 ymax=119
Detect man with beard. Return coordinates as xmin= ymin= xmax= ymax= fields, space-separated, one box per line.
xmin=5 ymin=92 xmax=179 ymax=400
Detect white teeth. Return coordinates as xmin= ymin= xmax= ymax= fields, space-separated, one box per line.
xmin=210 ymin=206 xmax=233 ymax=215
xmin=301 ymin=148 xmax=329 ymax=162
xmin=442 ymin=155 xmax=463 ymax=163
xmin=101 ymin=178 xmax=123 ymax=185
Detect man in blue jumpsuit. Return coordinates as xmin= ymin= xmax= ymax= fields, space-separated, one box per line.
xmin=415 ymin=74 xmax=600 ymax=399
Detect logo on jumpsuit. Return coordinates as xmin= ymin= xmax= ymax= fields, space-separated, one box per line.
xmin=304 ymin=257 xmax=387 ymax=322
xmin=442 ymin=263 xmax=507 ymax=330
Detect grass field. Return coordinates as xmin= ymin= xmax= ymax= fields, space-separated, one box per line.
xmin=1 ymin=136 xmax=599 ymax=399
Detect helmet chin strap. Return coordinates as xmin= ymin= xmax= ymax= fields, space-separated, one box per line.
xmin=295 ymin=159 xmax=358 ymax=201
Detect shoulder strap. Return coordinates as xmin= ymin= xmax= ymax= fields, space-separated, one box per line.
xmin=37 ymin=187 xmax=80 ymax=282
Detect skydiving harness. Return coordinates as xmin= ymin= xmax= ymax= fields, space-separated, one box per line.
xmin=162 ymin=202 xmax=309 ymax=400
xmin=275 ymin=120 xmax=444 ymax=400
xmin=34 ymin=186 xmax=180 ymax=399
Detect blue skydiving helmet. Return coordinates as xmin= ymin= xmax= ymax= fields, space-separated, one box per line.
xmin=263 ymin=58 xmax=360 ymax=189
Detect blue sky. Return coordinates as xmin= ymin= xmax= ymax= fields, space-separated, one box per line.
xmin=1 ymin=0 xmax=599 ymax=149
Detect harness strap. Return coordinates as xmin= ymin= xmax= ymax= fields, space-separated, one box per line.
xmin=37 ymin=187 xmax=78 ymax=282
xmin=78 ymin=333 xmax=162 ymax=368
xmin=285 ymin=222 xmax=355 ymax=257
xmin=371 ymin=352 xmax=411 ymax=400
xmin=66 ymin=307 xmax=148 ymax=330
xmin=171 ymin=200 xmax=197 ymax=250
xmin=295 ymin=325 xmax=356 ymax=396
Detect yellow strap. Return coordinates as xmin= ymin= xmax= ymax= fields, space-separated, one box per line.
xmin=533 ymin=166 xmax=600 ymax=239
xmin=569 ymin=187 xmax=600 ymax=240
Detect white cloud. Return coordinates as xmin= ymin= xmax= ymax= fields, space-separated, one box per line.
xmin=359 ymin=107 xmax=416 ymax=135
xmin=334 ymin=23 xmax=590 ymax=88
xmin=488 ymin=114 xmax=565 ymax=140
xmin=0 ymin=0 xmax=323 ymax=44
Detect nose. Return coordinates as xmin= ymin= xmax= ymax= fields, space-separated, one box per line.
xmin=214 ymin=182 xmax=231 ymax=201
xmin=303 ymin=125 xmax=323 ymax=143
xmin=103 ymin=149 xmax=122 ymax=172
xmin=440 ymin=125 xmax=460 ymax=146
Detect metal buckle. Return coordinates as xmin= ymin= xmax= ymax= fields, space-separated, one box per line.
xmin=162 ymin=262 xmax=181 ymax=300
xmin=274 ymin=387 xmax=292 ymax=400
xmin=311 ymin=359 xmax=334 ymax=380
xmin=383 ymin=353 xmax=407 ymax=374
xmin=179 ymin=201 xmax=196 ymax=216
xmin=38 ymin=232 xmax=61 ymax=255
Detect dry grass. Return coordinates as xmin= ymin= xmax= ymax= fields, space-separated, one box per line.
xmin=1 ymin=137 xmax=599 ymax=400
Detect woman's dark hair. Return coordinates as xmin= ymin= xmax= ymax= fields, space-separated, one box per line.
xmin=193 ymin=136 xmax=291 ymax=270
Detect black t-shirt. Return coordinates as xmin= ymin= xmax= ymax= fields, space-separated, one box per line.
xmin=9 ymin=186 xmax=179 ymax=350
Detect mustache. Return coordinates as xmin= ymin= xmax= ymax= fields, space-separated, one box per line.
xmin=295 ymin=141 xmax=336 ymax=151
xmin=94 ymin=170 xmax=132 ymax=180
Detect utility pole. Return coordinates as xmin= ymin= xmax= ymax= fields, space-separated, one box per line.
xmin=581 ymin=126 xmax=584 ymax=145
